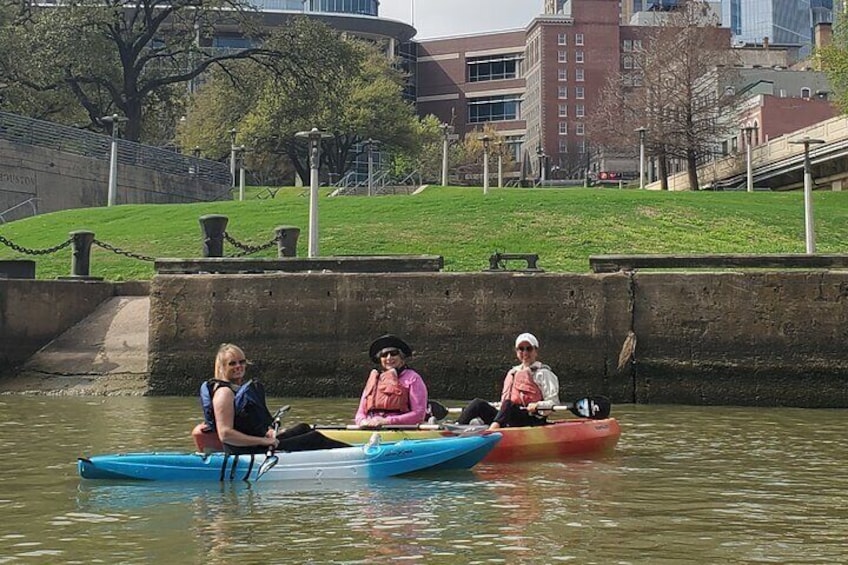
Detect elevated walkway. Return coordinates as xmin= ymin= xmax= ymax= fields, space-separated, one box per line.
xmin=651 ymin=115 xmax=848 ymax=191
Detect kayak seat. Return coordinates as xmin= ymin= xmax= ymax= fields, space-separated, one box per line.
xmin=192 ymin=422 xmax=224 ymax=453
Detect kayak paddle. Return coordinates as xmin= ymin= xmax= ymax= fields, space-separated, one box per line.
xmin=444 ymin=396 xmax=612 ymax=420
xmin=256 ymin=405 xmax=291 ymax=480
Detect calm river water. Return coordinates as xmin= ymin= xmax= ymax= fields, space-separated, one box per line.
xmin=0 ymin=396 xmax=846 ymax=564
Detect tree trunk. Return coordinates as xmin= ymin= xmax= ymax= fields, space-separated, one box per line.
xmin=686 ymin=149 xmax=699 ymax=191
xmin=659 ymin=150 xmax=669 ymax=191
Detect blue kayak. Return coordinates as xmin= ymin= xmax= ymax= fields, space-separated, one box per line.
xmin=78 ymin=433 xmax=501 ymax=482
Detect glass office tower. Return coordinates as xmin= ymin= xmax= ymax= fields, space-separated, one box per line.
xmin=722 ymin=0 xmax=833 ymax=48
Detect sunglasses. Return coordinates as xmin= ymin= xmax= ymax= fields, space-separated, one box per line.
xmin=379 ymin=349 xmax=401 ymax=358
xmin=516 ymin=346 xmax=535 ymax=352
xmin=227 ymin=359 xmax=248 ymax=367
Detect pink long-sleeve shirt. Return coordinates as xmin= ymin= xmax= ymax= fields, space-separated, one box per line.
xmin=354 ymin=367 xmax=428 ymax=426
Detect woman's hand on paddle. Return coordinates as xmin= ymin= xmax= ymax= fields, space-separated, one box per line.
xmin=526 ymin=402 xmax=539 ymax=413
xmin=360 ymin=417 xmax=388 ymax=428
xmin=263 ymin=429 xmax=278 ymax=447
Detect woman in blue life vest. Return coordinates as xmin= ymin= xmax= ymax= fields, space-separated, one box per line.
xmin=207 ymin=343 xmax=348 ymax=454
xmin=354 ymin=335 xmax=429 ymax=428
xmin=456 ymin=332 xmax=561 ymax=429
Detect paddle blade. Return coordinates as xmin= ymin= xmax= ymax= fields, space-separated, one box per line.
xmin=256 ymin=454 xmax=278 ymax=480
xmin=569 ymin=396 xmax=612 ymax=420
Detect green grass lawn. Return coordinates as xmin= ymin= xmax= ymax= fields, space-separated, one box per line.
xmin=2 ymin=186 xmax=847 ymax=280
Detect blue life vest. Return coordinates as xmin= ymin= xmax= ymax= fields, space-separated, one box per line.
xmin=200 ymin=379 xmax=273 ymax=437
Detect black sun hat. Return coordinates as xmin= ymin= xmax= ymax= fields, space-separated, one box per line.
xmin=368 ymin=334 xmax=413 ymax=362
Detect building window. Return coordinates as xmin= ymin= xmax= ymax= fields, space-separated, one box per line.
xmin=801 ymin=87 xmax=812 ymax=98
xmin=558 ymin=86 xmax=568 ymax=99
xmin=633 ymin=40 xmax=642 ymax=51
xmin=558 ymin=68 xmax=568 ymax=81
xmin=559 ymin=140 xmax=568 ymax=153
xmin=559 ymin=121 xmax=568 ymax=135
xmin=576 ymin=123 xmax=585 ymax=136
xmin=576 ymin=68 xmax=584 ymax=82
xmin=558 ymin=33 xmax=567 ymax=45
xmin=575 ymin=33 xmax=584 ymax=46
xmin=623 ymin=39 xmax=632 ymax=52
xmin=623 ymin=55 xmax=633 ymax=69
xmin=467 ymin=54 xmax=522 ymax=82
xmin=576 ymin=86 xmax=585 ymax=99
xmin=468 ymin=94 xmax=521 ymax=123
xmin=578 ymin=139 xmax=587 ymax=153
xmin=575 ymin=51 xmax=584 ymax=64
xmin=558 ymin=104 xmax=568 ymax=117
xmin=576 ymin=104 xmax=585 ymax=118
xmin=558 ymin=50 xmax=567 ymax=63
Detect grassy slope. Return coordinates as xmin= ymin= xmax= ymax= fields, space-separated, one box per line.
xmin=1 ymin=186 xmax=847 ymax=280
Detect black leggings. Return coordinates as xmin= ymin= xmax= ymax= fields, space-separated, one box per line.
xmin=225 ymin=422 xmax=350 ymax=455
xmin=457 ymin=399 xmax=546 ymax=428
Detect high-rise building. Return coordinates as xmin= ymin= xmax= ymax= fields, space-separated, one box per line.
xmin=722 ymin=0 xmax=833 ymax=50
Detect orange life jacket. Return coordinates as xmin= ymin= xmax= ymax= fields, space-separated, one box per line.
xmin=502 ymin=367 xmax=543 ymax=406
xmin=363 ymin=368 xmax=411 ymax=414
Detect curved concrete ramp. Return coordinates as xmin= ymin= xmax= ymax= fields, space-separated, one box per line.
xmin=3 ymin=296 xmax=150 ymax=395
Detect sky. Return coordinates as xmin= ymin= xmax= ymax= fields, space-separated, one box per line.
xmin=379 ymin=0 xmax=543 ymax=40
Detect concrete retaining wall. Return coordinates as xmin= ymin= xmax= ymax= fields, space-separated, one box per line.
xmin=145 ymin=271 xmax=848 ymax=406
xmin=0 ymin=139 xmax=228 ymax=220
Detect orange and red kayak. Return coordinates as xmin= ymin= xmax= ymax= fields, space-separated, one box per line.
xmin=192 ymin=418 xmax=620 ymax=463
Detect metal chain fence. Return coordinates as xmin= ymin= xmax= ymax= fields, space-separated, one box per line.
xmin=0 ymin=234 xmax=72 ymax=255
xmin=224 ymin=232 xmax=280 ymax=258
xmin=92 ymin=239 xmax=156 ymax=262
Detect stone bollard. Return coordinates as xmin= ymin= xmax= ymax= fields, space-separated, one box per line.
xmin=275 ymin=226 xmax=300 ymax=257
xmin=63 ymin=230 xmax=103 ymax=280
xmin=199 ymin=214 xmax=228 ymax=258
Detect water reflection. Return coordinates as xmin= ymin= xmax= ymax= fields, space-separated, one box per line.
xmin=1 ymin=397 xmax=847 ymax=563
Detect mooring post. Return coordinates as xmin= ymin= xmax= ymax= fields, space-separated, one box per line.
xmin=275 ymin=226 xmax=301 ymax=258
xmin=199 ymin=215 xmax=229 ymax=258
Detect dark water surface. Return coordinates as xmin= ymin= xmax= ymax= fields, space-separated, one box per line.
xmin=0 ymin=396 xmax=846 ymax=564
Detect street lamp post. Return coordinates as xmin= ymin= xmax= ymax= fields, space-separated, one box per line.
xmin=234 ymin=145 xmax=246 ymax=201
xmin=536 ymin=147 xmax=547 ymax=183
xmin=479 ymin=134 xmax=491 ymax=195
xmin=363 ymin=138 xmax=380 ymax=197
xmin=439 ymin=123 xmax=454 ymax=186
xmin=229 ymin=128 xmax=238 ymax=188
xmin=497 ymin=141 xmax=504 ymax=188
xmin=742 ymin=125 xmax=758 ymax=193
xmin=100 ymin=114 xmax=128 ymax=207
xmin=789 ymin=136 xmax=825 ymax=254
xmin=295 ymin=127 xmax=333 ymax=258
xmin=635 ymin=127 xmax=646 ymax=190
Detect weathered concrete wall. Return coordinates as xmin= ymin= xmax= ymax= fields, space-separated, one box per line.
xmin=0 ymin=280 xmax=149 ymax=376
xmin=0 ymin=139 xmax=227 ymax=219
xmin=147 ymin=271 xmax=848 ymax=406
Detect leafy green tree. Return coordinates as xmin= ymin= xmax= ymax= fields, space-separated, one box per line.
xmin=0 ymin=0 xmax=335 ymax=142
xmin=819 ymin=10 xmax=848 ymax=114
xmin=180 ymin=32 xmax=417 ymax=185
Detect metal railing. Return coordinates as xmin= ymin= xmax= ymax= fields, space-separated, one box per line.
xmin=0 ymin=112 xmax=231 ymax=185
xmin=0 ymin=197 xmax=39 ymax=224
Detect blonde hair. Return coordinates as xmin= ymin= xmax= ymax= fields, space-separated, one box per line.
xmin=214 ymin=343 xmax=245 ymax=381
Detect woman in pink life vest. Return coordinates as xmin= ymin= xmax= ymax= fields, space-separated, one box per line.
xmin=456 ymin=332 xmax=560 ymax=429
xmin=354 ymin=334 xmax=429 ymax=428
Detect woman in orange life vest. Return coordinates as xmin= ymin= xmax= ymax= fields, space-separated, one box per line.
xmin=456 ymin=332 xmax=560 ymax=430
xmin=209 ymin=343 xmax=348 ymax=454
xmin=354 ymin=335 xmax=429 ymax=428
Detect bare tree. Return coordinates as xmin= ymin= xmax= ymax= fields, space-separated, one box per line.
xmin=591 ymin=0 xmax=740 ymax=190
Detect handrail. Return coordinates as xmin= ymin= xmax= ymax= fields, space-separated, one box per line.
xmin=0 ymin=197 xmax=39 ymax=224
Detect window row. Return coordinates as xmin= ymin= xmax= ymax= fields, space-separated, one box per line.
xmin=468 ymin=55 xmax=522 ymax=82
xmin=557 ymin=140 xmax=588 ymax=154
xmin=468 ymin=95 xmax=522 ymax=123
xmin=557 ymin=32 xmax=585 ymax=46
xmin=622 ymin=39 xmax=643 ymax=52
xmin=558 ymin=68 xmax=585 ymax=81
xmin=557 ymin=86 xmax=586 ymax=99
xmin=557 ymin=51 xmax=585 ymax=63
xmin=557 ymin=122 xmax=585 ymax=136
xmin=307 ymin=0 xmax=378 ymax=16
xmin=557 ymin=104 xmax=586 ymax=118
